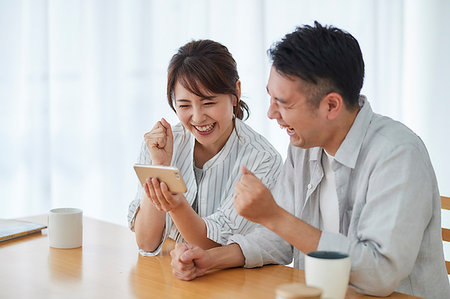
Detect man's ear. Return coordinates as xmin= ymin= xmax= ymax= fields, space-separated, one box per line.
xmin=321 ymin=92 xmax=343 ymax=120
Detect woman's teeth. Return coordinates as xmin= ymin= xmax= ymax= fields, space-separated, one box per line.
xmin=195 ymin=123 xmax=215 ymax=132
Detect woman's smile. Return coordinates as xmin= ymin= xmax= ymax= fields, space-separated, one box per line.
xmin=192 ymin=122 xmax=216 ymax=135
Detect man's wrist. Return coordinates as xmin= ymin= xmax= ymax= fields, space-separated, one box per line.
xmin=261 ymin=204 xmax=286 ymax=232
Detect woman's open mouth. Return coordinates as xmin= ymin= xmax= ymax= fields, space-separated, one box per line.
xmin=193 ymin=123 xmax=216 ymax=135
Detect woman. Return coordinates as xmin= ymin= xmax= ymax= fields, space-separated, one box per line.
xmin=128 ymin=40 xmax=282 ymax=255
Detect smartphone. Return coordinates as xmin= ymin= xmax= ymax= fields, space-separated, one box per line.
xmin=133 ymin=164 xmax=187 ymax=193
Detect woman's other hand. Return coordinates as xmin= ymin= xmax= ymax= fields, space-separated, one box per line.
xmin=144 ymin=118 xmax=174 ymax=166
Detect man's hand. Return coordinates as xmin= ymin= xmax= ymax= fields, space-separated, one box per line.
xmin=144 ymin=118 xmax=173 ymax=166
xmin=234 ymin=166 xmax=279 ymax=225
xmin=170 ymin=243 xmax=213 ymax=281
xmin=144 ymin=178 xmax=187 ymax=212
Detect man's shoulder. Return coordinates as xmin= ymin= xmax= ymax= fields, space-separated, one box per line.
xmin=366 ymin=114 xmax=425 ymax=152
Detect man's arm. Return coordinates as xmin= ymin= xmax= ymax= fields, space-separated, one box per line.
xmin=234 ymin=166 xmax=321 ymax=254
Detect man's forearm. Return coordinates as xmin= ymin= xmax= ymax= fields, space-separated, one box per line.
xmin=263 ymin=205 xmax=321 ymax=254
xmin=208 ymin=243 xmax=246 ymax=270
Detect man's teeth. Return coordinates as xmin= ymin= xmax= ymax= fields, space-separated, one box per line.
xmin=280 ymin=125 xmax=294 ymax=133
xmin=195 ymin=123 xmax=215 ymax=132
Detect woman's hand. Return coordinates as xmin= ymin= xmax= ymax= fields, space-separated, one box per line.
xmin=144 ymin=177 xmax=187 ymax=212
xmin=144 ymin=118 xmax=173 ymax=166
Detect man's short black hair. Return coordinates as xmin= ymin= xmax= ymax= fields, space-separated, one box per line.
xmin=268 ymin=21 xmax=365 ymax=109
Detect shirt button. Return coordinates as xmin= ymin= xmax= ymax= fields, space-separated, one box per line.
xmin=307 ymin=183 xmax=313 ymax=190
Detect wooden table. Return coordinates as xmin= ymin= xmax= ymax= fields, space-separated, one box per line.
xmin=0 ymin=215 xmax=420 ymax=299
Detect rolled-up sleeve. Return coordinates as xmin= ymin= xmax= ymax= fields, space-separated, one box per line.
xmin=137 ymin=215 xmax=173 ymax=256
xmin=228 ymin=226 xmax=293 ymax=268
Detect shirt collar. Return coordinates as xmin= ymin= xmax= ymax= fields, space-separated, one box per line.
xmin=334 ymin=95 xmax=373 ymax=169
xmin=307 ymin=95 xmax=373 ymax=169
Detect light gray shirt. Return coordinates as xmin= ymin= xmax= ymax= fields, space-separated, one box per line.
xmin=228 ymin=96 xmax=449 ymax=299
xmin=128 ymin=119 xmax=282 ymax=255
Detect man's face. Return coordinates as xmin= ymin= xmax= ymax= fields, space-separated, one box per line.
xmin=266 ymin=66 xmax=326 ymax=149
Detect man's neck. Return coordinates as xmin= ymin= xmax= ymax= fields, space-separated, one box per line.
xmin=322 ymin=107 xmax=360 ymax=156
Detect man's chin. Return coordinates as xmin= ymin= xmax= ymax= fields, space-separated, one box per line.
xmin=290 ymin=136 xmax=310 ymax=149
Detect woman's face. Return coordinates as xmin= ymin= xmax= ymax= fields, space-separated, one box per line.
xmin=174 ymin=81 xmax=237 ymax=154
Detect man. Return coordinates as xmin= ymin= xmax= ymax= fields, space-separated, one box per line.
xmin=170 ymin=22 xmax=450 ymax=298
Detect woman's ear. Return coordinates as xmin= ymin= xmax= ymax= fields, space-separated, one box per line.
xmin=234 ymin=80 xmax=242 ymax=106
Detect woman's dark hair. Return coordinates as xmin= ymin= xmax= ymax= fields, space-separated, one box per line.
xmin=268 ymin=21 xmax=365 ymax=110
xmin=167 ymin=39 xmax=249 ymax=121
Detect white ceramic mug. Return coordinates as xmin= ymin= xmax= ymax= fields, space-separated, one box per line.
xmin=48 ymin=208 xmax=83 ymax=249
xmin=305 ymin=251 xmax=351 ymax=299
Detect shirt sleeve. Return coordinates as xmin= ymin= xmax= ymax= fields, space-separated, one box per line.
xmin=137 ymin=215 xmax=173 ymax=256
xmin=227 ymin=225 xmax=293 ymax=268
xmin=317 ymin=144 xmax=435 ymax=296
xmin=203 ymin=151 xmax=283 ymax=245
xmin=227 ymin=147 xmax=297 ymax=267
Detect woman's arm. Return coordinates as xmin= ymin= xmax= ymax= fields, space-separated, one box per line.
xmin=169 ymin=199 xmax=220 ymax=249
xmin=133 ymin=118 xmax=174 ymax=252
xmin=133 ymin=181 xmax=167 ymax=252
xmin=149 ymin=179 xmax=220 ymax=249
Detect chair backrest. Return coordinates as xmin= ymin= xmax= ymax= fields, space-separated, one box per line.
xmin=441 ymin=196 xmax=450 ymax=275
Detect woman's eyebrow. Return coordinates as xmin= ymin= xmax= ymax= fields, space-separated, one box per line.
xmin=200 ymin=96 xmax=217 ymax=101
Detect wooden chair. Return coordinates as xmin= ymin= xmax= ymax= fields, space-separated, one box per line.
xmin=442 ymin=196 xmax=450 ymax=274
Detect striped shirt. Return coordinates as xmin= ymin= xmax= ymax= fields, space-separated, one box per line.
xmin=128 ymin=118 xmax=282 ymax=255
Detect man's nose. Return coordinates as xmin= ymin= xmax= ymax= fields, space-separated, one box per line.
xmin=267 ymin=98 xmax=279 ymax=120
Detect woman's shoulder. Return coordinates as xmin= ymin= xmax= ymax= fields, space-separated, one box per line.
xmin=171 ymin=122 xmax=192 ymax=142
xmin=235 ymin=119 xmax=281 ymax=158
xmin=171 ymin=122 xmax=185 ymax=134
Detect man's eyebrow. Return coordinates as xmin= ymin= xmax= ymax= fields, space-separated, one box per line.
xmin=275 ymin=97 xmax=287 ymax=104
xmin=266 ymin=86 xmax=287 ymax=104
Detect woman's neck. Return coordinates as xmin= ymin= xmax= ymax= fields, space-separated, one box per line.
xmin=193 ymin=124 xmax=234 ymax=168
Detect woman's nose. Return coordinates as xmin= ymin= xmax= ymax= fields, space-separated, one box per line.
xmin=192 ymin=107 xmax=206 ymax=123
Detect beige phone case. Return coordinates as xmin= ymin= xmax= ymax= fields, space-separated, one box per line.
xmin=133 ymin=164 xmax=187 ymax=193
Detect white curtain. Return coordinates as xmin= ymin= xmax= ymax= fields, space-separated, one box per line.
xmin=1 ymin=0 xmax=449 ymax=228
